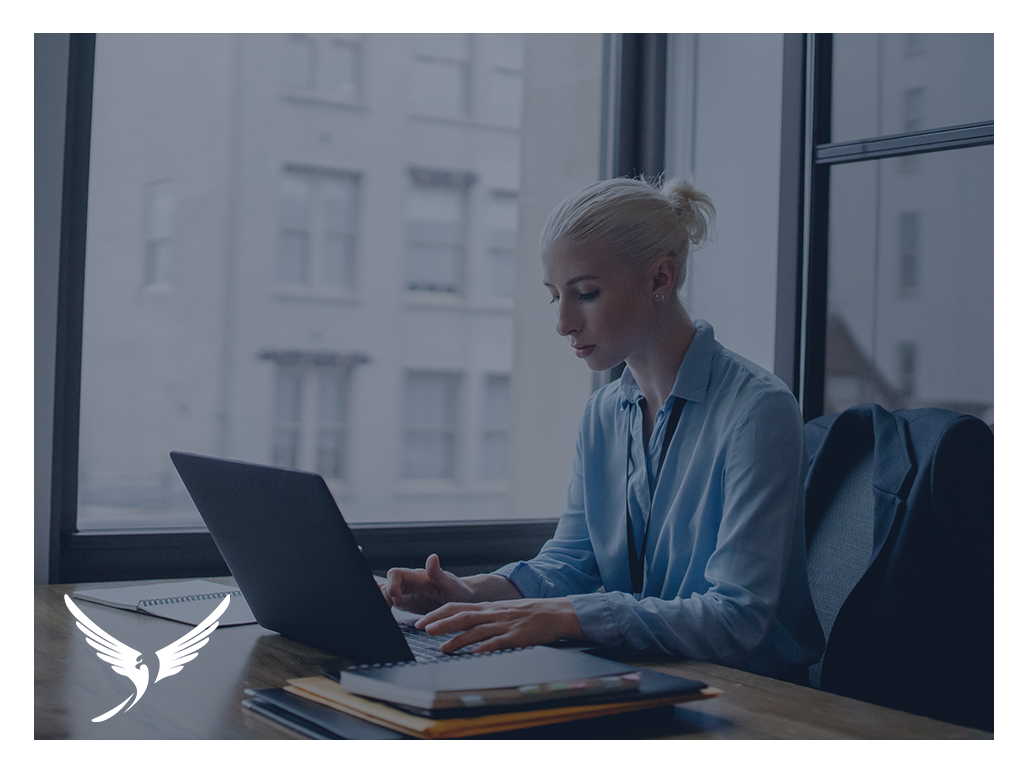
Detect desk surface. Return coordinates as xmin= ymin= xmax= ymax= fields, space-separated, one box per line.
xmin=35 ymin=581 xmax=991 ymax=740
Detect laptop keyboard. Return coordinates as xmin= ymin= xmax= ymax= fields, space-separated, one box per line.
xmin=398 ymin=622 xmax=479 ymax=662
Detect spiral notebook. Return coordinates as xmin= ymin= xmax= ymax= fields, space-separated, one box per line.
xmin=71 ymin=579 xmax=258 ymax=626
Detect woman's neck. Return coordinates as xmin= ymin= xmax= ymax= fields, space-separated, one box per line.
xmin=627 ymin=306 xmax=696 ymax=439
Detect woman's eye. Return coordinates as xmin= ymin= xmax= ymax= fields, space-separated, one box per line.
xmin=579 ymin=291 xmax=600 ymax=301
xmin=548 ymin=296 xmax=559 ymax=305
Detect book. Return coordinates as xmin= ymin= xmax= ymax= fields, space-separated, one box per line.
xmin=282 ymin=668 xmax=718 ymax=739
xmin=243 ymin=689 xmax=410 ymax=740
xmin=337 ymin=647 xmax=640 ymax=711
xmin=72 ymin=579 xmax=257 ymax=626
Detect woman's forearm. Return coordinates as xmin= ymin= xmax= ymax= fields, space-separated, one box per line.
xmin=463 ymin=573 xmax=524 ymax=602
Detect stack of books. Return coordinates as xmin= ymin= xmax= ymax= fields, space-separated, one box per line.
xmin=243 ymin=646 xmax=718 ymax=739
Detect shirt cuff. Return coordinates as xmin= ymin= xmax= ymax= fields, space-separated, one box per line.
xmin=568 ymin=592 xmax=622 ymax=648
xmin=492 ymin=561 xmax=550 ymax=598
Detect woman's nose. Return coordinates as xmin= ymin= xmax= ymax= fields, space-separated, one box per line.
xmin=555 ymin=299 xmax=579 ymax=337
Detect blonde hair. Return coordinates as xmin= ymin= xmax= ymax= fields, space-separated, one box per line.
xmin=541 ymin=176 xmax=715 ymax=290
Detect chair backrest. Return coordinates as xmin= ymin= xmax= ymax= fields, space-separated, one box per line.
xmin=804 ymin=405 xmax=993 ymax=731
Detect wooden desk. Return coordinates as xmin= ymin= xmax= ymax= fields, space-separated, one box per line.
xmin=35 ymin=581 xmax=991 ymax=740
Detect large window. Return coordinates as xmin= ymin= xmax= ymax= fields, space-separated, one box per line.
xmin=50 ymin=32 xmax=600 ymax=569
xmin=808 ymin=34 xmax=993 ymax=422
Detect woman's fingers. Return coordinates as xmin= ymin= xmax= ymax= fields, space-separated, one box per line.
xmin=416 ymin=598 xmax=582 ymax=653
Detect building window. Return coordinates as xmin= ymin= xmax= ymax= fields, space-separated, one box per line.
xmin=486 ymin=192 xmax=518 ymax=299
xmin=267 ymin=353 xmax=355 ymax=481
xmin=899 ymin=212 xmax=920 ymax=293
xmin=283 ymin=34 xmax=361 ymax=101
xmin=402 ymin=372 xmax=459 ymax=480
xmin=411 ymin=34 xmax=471 ymax=116
xmin=144 ymin=180 xmax=175 ymax=286
xmin=277 ymin=168 xmax=359 ymax=290
xmin=405 ymin=170 xmax=472 ymax=293
xmin=480 ymin=375 xmax=510 ymax=481
xmin=485 ymin=34 xmax=524 ymax=126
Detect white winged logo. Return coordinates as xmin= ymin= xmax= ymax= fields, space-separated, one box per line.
xmin=63 ymin=593 xmax=232 ymax=722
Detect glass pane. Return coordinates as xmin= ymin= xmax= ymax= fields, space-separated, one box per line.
xmin=824 ymin=145 xmax=993 ymax=423
xmin=482 ymin=376 xmax=510 ymax=431
xmin=404 ymin=373 xmax=457 ymax=429
xmin=317 ymin=369 xmax=347 ymax=425
xmin=275 ymin=367 xmax=303 ymax=422
xmin=326 ymin=40 xmax=359 ymax=95
xmin=76 ymin=34 xmax=604 ymax=529
xmin=316 ymin=429 xmax=345 ymax=480
xmin=272 ymin=428 xmax=300 ymax=469
xmin=322 ymin=174 xmax=356 ymax=231
xmin=831 ymin=34 xmax=993 ymax=143
xmin=280 ymin=171 xmax=311 ymax=228
xmin=321 ymin=234 xmax=353 ymax=288
xmin=403 ymin=431 xmax=454 ymax=480
xmin=406 ymin=243 xmax=460 ymax=292
xmin=408 ymin=185 xmax=463 ymax=231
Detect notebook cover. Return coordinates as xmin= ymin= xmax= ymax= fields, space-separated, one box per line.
xmin=337 ymin=646 xmax=639 ymax=709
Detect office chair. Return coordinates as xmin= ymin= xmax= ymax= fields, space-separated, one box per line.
xmin=803 ymin=405 xmax=994 ymax=731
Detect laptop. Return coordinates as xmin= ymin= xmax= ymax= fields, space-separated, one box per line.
xmin=170 ymin=450 xmax=467 ymax=664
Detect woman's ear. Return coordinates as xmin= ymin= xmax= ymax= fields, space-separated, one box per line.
xmin=651 ymin=258 xmax=677 ymax=296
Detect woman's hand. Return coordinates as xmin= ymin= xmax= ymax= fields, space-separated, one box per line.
xmin=415 ymin=597 xmax=585 ymax=654
xmin=380 ymin=554 xmax=475 ymax=614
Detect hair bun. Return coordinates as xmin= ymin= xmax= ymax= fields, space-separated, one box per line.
xmin=661 ymin=178 xmax=715 ymax=247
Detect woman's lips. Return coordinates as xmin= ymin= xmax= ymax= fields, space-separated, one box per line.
xmin=574 ymin=345 xmax=595 ymax=358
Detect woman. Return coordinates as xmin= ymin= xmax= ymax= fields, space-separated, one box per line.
xmin=382 ymin=177 xmax=824 ymax=679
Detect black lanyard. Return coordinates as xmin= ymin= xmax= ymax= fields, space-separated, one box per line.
xmin=626 ymin=396 xmax=686 ymax=595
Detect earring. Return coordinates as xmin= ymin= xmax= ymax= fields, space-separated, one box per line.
xmin=655 ymin=294 xmax=665 ymax=303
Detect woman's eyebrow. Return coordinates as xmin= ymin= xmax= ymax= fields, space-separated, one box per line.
xmin=543 ymin=274 xmax=600 ymax=290
xmin=565 ymin=274 xmax=599 ymax=286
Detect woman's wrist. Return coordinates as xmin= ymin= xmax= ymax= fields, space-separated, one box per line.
xmin=463 ymin=573 xmax=523 ymax=603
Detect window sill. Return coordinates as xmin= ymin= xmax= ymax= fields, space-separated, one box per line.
xmin=410 ymin=111 xmax=520 ymax=134
xmin=57 ymin=519 xmax=558 ymax=582
xmin=283 ymin=90 xmax=365 ymax=111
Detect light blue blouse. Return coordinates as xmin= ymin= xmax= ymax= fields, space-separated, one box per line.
xmin=495 ymin=320 xmax=824 ymax=678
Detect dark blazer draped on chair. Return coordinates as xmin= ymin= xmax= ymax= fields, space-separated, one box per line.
xmin=804 ymin=405 xmax=993 ymax=731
